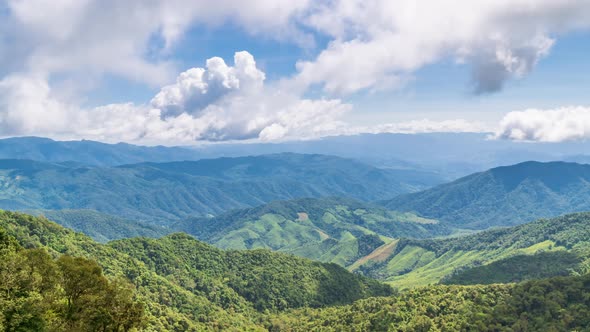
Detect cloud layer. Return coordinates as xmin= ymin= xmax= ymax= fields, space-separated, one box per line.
xmin=296 ymin=0 xmax=590 ymax=94
xmin=1 ymin=1 xmax=590 ymax=143
xmin=495 ymin=107 xmax=590 ymax=142
xmin=0 ymin=52 xmax=353 ymax=144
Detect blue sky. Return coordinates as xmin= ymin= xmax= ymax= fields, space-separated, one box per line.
xmin=1 ymin=1 xmax=590 ymax=145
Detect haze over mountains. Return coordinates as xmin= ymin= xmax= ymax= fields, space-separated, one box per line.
xmin=0 ymin=154 xmax=426 ymax=225
xmin=5 ymin=134 xmax=590 ymax=179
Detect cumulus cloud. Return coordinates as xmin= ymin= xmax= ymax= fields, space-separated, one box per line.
xmin=151 ymin=52 xmax=265 ymax=117
xmin=296 ymin=0 xmax=590 ymax=94
xmin=1 ymin=1 xmax=590 ymax=144
xmin=0 ymin=52 xmax=350 ymax=144
xmin=495 ymin=106 xmax=590 ymax=142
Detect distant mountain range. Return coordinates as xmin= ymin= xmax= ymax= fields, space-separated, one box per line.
xmin=174 ymin=197 xmax=451 ymax=267
xmin=0 ymin=154 xmax=428 ymax=225
xmin=381 ymin=161 xmax=590 ymax=229
xmin=4 ymin=134 xmax=590 ymax=179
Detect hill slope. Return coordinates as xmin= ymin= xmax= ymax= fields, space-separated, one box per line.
xmin=381 ymin=161 xmax=590 ymax=229
xmin=174 ymin=197 xmax=450 ymax=267
xmin=33 ymin=209 xmax=169 ymax=242
xmin=353 ymin=212 xmax=590 ymax=289
xmin=0 ymin=210 xmax=391 ymax=331
xmin=0 ymin=154 xmax=417 ymax=224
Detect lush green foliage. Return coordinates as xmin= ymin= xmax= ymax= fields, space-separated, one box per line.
xmin=266 ymin=273 xmax=590 ymax=331
xmin=0 ymin=210 xmax=391 ymax=331
xmin=0 ymin=154 xmax=417 ymax=224
xmin=382 ymin=161 xmax=590 ymax=229
xmin=174 ymin=197 xmax=450 ymax=266
xmin=32 ymin=209 xmax=168 ymax=242
xmin=355 ymin=212 xmax=590 ymax=288
xmin=442 ymin=251 xmax=583 ymax=285
xmin=0 ymin=229 xmax=144 ymax=331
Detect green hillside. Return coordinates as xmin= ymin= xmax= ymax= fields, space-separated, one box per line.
xmin=0 ymin=154 xmax=419 ymax=224
xmin=381 ymin=161 xmax=590 ymax=229
xmin=173 ymin=197 xmax=450 ymax=267
xmin=33 ymin=209 xmax=169 ymax=243
xmin=267 ymin=274 xmax=590 ymax=331
xmin=0 ymin=210 xmax=391 ymax=331
xmin=353 ymin=212 xmax=590 ymax=289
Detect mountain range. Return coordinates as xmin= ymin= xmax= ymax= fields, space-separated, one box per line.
xmin=0 ymin=154 xmax=427 ymax=225
xmin=381 ymin=161 xmax=590 ymax=229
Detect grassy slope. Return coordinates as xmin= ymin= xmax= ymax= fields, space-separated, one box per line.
xmin=174 ymin=197 xmax=450 ymax=267
xmin=354 ymin=212 xmax=590 ymax=289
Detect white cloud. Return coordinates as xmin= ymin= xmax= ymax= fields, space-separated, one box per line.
xmin=495 ymin=106 xmax=590 ymax=142
xmin=151 ymin=52 xmax=265 ymax=117
xmin=295 ymin=0 xmax=590 ymax=94
xmin=0 ymin=52 xmax=350 ymax=144
xmin=361 ymin=119 xmax=490 ymax=135
xmin=1 ymin=1 xmax=590 ymax=144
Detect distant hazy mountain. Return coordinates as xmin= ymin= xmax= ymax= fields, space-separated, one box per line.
xmin=4 ymin=134 xmax=590 ymax=179
xmin=174 ymin=197 xmax=451 ymax=266
xmin=353 ymin=212 xmax=590 ymax=288
xmin=0 ymin=154 xmax=421 ymax=224
xmin=381 ymin=161 xmax=590 ymax=229
xmin=0 ymin=136 xmax=200 ymax=166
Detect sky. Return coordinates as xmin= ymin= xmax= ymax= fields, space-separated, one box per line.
xmin=1 ymin=0 xmax=590 ymax=145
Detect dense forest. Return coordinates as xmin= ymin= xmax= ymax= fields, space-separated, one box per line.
xmin=1 ymin=210 xmax=590 ymax=330
xmin=268 ymin=274 xmax=590 ymax=331
xmin=0 ymin=211 xmax=390 ymax=331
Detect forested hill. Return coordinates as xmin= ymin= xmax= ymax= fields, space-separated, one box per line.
xmin=174 ymin=197 xmax=450 ymax=267
xmin=0 ymin=154 xmax=422 ymax=224
xmin=381 ymin=161 xmax=590 ymax=229
xmin=0 ymin=210 xmax=391 ymax=331
xmin=353 ymin=212 xmax=590 ymax=289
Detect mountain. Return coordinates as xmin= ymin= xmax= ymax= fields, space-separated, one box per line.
xmin=381 ymin=161 xmax=590 ymax=229
xmin=352 ymin=212 xmax=590 ymax=289
xmin=0 ymin=210 xmax=391 ymax=331
xmin=0 ymin=136 xmax=200 ymax=166
xmin=173 ymin=197 xmax=451 ymax=266
xmin=0 ymin=154 xmax=425 ymax=224
xmin=7 ymin=134 xmax=590 ymax=181
xmin=32 ymin=209 xmax=169 ymax=243
xmin=2 ymin=212 xmax=589 ymax=331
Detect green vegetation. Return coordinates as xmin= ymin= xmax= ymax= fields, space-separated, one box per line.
xmin=442 ymin=251 xmax=583 ymax=285
xmin=382 ymin=161 xmax=590 ymax=229
xmin=0 ymin=154 xmax=418 ymax=224
xmin=355 ymin=212 xmax=590 ymax=288
xmin=0 ymin=210 xmax=391 ymax=331
xmin=0 ymin=229 xmax=144 ymax=331
xmin=31 ymin=209 xmax=168 ymax=242
xmin=266 ymin=274 xmax=590 ymax=331
xmin=173 ymin=197 xmax=449 ymax=267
